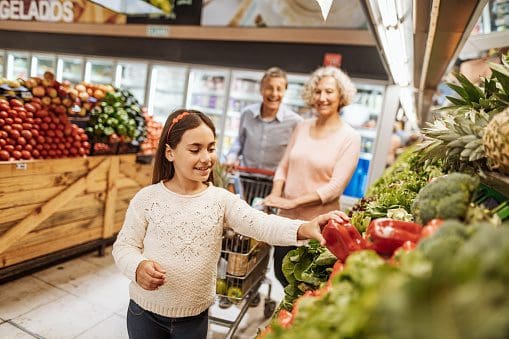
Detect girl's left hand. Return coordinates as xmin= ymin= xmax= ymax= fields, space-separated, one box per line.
xmin=263 ymin=196 xmax=296 ymax=210
xmin=297 ymin=210 xmax=350 ymax=245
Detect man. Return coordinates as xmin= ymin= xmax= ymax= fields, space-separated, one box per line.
xmin=225 ymin=67 xmax=303 ymax=172
xmin=222 ymin=67 xmax=302 ymax=308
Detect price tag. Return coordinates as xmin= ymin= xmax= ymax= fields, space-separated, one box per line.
xmin=146 ymin=26 xmax=170 ymax=38
xmin=16 ymin=163 xmax=28 ymax=170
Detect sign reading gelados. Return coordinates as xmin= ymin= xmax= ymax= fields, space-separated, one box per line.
xmin=0 ymin=0 xmax=74 ymax=23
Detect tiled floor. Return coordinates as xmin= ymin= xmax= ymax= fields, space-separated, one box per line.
xmin=0 ymin=247 xmax=284 ymax=339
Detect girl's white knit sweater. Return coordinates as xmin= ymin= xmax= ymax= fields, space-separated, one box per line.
xmin=112 ymin=182 xmax=302 ymax=318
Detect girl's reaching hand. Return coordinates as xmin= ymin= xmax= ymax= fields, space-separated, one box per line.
xmin=297 ymin=210 xmax=350 ymax=246
xmin=135 ymin=260 xmax=166 ymax=290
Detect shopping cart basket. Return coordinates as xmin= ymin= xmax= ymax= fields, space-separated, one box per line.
xmin=209 ymin=167 xmax=277 ymax=338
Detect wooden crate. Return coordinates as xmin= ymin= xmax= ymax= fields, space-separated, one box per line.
xmin=0 ymin=155 xmax=153 ymax=269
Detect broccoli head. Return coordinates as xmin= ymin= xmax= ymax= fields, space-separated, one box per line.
xmin=411 ymin=173 xmax=479 ymax=224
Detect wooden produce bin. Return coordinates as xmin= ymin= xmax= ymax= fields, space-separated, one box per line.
xmin=0 ymin=155 xmax=153 ymax=281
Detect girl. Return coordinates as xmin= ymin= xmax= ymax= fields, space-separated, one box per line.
xmin=112 ymin=109 xmax=348 ymax=339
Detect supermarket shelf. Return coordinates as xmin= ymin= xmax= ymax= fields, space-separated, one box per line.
xmin=460 ymin=30 xmax=509 ymax=59
xmin=0 ymin=21 xmax=376 ymax=46
xmin=481 ymin=171 xmax=509 ymax=199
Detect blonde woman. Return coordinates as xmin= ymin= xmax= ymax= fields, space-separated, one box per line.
xmin=264 ymin=66 xmax=361 ymax=286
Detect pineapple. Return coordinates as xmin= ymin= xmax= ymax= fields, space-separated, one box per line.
xmin=418 ymin=109 xmax=488 ymax=172
xmin=482 ymin=108 xmax=509 ymax=174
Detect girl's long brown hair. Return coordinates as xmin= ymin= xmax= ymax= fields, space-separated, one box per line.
xmin=152 ymin=109 xmax=216 ymax=184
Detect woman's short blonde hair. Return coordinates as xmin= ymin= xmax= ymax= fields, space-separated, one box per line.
xmin=302 ymin=66 xmax=357 ymax=109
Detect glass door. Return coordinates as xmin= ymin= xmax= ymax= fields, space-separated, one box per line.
xmin=223 ymin=70 xmax=263 ymax=157
xmin=284 ymin=73 xmax=311 ymax=118
xmin=116 ymin=61 xmax=148 ymax=105
xmin=31 ymin=54 xmax=56 ymax=77
xmin=85 ymin=58 xmax=115 ymax=85
xmin=186 ymin=68 xmax=229 ymax=151
xmin=148 ymin=64 xmax=188 ymax=124
xmin=0 ymin=50 xmax=5 ymax=77
xmin=57 ymin=56 xmax=84 ymax=84
xmin=6 ymin=51 xmax=30 ymax=80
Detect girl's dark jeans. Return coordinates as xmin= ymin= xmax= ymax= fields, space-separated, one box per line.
xmin=127 ymin=300 xmax=208 ymax=339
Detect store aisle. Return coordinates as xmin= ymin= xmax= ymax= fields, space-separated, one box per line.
xmin=0 ymin=247 xmax=283 ymax=339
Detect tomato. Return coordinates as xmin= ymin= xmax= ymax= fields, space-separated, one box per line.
xmin=277 ymin=309 xmax=293 ymax=328
xmin=9 ymin=129 xmax=21 ymax=139
xmin=9 ymin=99 xmax=23 ymax=107
xmin=11 ymin=150 xmax=21 ymax=159
xmin=20 ymin=150 xmax=30 ymax=160
xmin=0 ymin=150 xmax=9 ymax=161
xmin=21 ymin=130 xmax=32 ymax=140
xmin=32 ymin=149 xmax=40 ymax=158
xmin=24 ymin=103 xmax=36 ymax=113
xmin=0 ymin=111 xmax=7 ymax=119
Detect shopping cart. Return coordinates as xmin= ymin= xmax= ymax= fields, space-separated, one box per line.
xmin=209 ymin=167 xmax=277 ymax=339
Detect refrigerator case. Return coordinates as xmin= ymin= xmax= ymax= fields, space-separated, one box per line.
xmin=223 ymin=70 xmax=264 ymax=157
xmin=0 ymin=51 xmax=4 ymax=77
xmin=186 ymin=68 xmax=229 ymax=152
xmin=57 ymin=56 xmax=84 ymax=85
xmin=148 ymin=65 xmax=188 ymax=124
xmin=342 ymin=83 xmax=385 ymax=198
xmin=285 ymin=74 xmax=311 ymax=118
xmin=85 ymin=59 xmax=115 ymax=85
xmin=31 ymin=54 xmax=56 ymax=77
xmin=116 ymin=61 xmax=148 ymax=105
xmin=6 ymin=52 xmax=30 ymax=80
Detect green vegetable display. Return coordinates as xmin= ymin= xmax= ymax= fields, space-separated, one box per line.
xmin=280 ymin=240 xmax=337 ymax=310
xmin=265 ymin=221 xmax=509 ymax=339
xmin=411 ymin=172 xmax=479 ymax=224
xmin=85 ymin=89 xmax=146 ymax=146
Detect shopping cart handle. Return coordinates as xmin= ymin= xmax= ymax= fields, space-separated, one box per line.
xmin=237 ymin=166 xmax=275 ymax=176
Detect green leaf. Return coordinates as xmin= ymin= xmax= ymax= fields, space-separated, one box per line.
xmin=446 ymin=96 xmax=467 ymax=106
xmin=491 ymin=69 xmax=509 ymax=96
xmin=446 ymin=82 xmax=470 ymax=102
xmin=455 ymin=72 xmax=483 ymax=102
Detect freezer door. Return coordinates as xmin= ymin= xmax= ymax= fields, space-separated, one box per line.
xmin=148 ymin=65 xmax=188 ymax=124
xmin=31 ymin=54 xmax=57 ymax=77
xmin=117 ymin=61 xmax=148 ymax=105
xmin=85 ymin=59 xmax=115 ymax=85
xmin=7 ymin=52 xmax=30 ymax=80
xmin=186 ymin=68 xmax=230 ymax=152
xmin=57 ymin=56 xmax=84 ymax=85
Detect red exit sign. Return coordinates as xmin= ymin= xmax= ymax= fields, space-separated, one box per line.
xmin=323 ymin=53 xmax=342 ymax=67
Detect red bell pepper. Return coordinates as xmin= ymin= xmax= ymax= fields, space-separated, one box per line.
xmin=277 ymin=309 xmax=294 ymax=328
xmin=366 ymin=218 xmax=422 ymax=256
xmin=420 ymin=219 xmax=444 ymax=238
xmin=322 ymin=219 xmax=367 ymax=262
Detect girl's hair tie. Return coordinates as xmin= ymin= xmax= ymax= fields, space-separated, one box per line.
xmin=167 ymin=111 xmax=190 ymax=139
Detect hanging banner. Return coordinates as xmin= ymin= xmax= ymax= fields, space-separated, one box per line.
xmin=201 ymin=0 xmax=367 ymax=28
xmin=0 ymin=0 xmax=201 ymax=24
xmin=0 ymin=0 xmax=126 ymax=23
